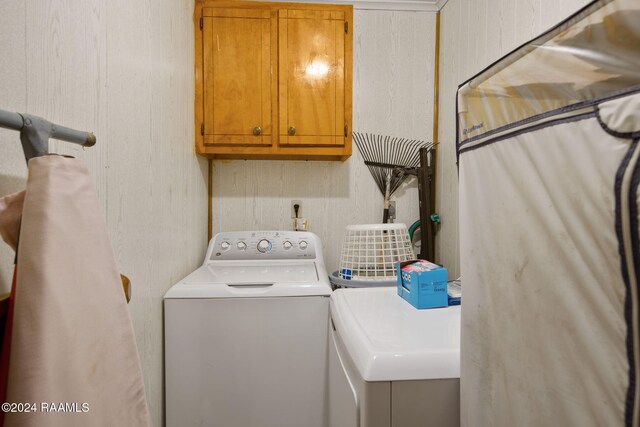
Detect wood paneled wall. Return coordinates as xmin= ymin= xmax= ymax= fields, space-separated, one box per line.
xmin=0 ymin=1 xmax=208 ymax=425
xmin=211 ymin=10 xmax=437 ymax=273
xmin=436 ymin=0 xmax=592 ymax=278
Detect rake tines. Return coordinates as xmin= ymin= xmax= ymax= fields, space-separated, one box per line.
xmin=353 ymin=132 xmax=433 ymax=223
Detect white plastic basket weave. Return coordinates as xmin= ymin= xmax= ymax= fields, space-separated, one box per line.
xmin=338 ymin=223 xmax=415 ymax=281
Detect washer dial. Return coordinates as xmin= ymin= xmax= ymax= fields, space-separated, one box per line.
xmin=257 ymin=239 xmax=272 ymax=253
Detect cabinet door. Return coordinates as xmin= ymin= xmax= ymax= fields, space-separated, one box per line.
xmin=202 ymin=8 xmax=275 ymax=146
xmin=279 ymin=9 xmax=347 ymax=146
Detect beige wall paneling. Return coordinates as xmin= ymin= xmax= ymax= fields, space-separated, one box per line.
xmin=0 ymin=1 xmax=208 ymax=425
xmin=211 ymin=10 xmax=437 ymax=273
xmin=0 ymin=2 xmax=27 ymax=292
xmin=436 ymin=0 xmax=593 ymax=278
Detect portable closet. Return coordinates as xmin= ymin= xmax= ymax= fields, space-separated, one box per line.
xmin=456 ymin=1 xmax=640 ymax=426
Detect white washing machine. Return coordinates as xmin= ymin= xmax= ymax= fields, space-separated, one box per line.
xmin=164 ymin=231 xmax=331 ymax=427
xmin=329 ymin=287 xmax=461 ymax=427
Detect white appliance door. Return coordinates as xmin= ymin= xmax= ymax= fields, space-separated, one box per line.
xmin=329 ymin=321 xmax=359 ymax=427
xmin=165 ymin=296 xmax=329 ymax=427
xmin=165 ymin=262 xmax=331 ymax=298
xmin=205 ymin=262 xmax=318 ymax=284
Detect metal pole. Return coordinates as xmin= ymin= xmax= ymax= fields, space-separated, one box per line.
xmin=50 ymin=120 xmax=96 ymax=147
xmin=0 ymin=108 xmax=96 ymax=162
xmin=0 ymin=109 xmax=24 ymax=131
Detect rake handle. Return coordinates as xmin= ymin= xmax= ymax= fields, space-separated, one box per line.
xmin=383 ymin=174 xmax=391 ymax=223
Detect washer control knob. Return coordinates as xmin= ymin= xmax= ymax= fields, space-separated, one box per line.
xmin=299 ymin=240 xmax=308 ymax=250
xmin=220 ymin=241 xmax=230 ymax=250
xmin=237 ymin=241 xmax=247 ymax=251
xmin=283 ymin=241 xmax=293 ymax=250
xmin=257 ymin=239 xmax=271 ymax=253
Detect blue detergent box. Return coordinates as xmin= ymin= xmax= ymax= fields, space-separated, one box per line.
xmin=397 ymin=260 xmax=448 ymax=309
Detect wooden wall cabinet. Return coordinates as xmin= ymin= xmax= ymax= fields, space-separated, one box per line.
xmin=194 ymin=1 xmax=353 ymax=160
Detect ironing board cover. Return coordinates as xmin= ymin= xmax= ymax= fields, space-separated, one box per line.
xmin=457 ymin=1 xmax=640 ymax=426
xmin=0 ymin=156 xmax=152 ymax=426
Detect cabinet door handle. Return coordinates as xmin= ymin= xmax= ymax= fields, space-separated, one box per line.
xmin=288 ymin=126 xmax=296 ymax=136
xmin=253 ymin=126 xmax=262 ymax=136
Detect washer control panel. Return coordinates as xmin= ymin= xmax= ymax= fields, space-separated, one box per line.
xmin=208 ymin=231 xmax=317 ymax=260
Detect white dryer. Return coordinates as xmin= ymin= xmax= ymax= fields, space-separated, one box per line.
xmin=164 ymin=231 xmax=331 ymax=427
xmin=329 ymin=287 xmax=461 ymax=427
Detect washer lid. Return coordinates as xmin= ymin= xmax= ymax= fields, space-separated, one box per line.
xmin=165 ymin=261 xmax=331 ymax=298
xmin=330 ymin=287 xmax=460 ymax=382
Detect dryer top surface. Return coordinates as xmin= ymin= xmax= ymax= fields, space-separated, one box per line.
xmin=331 ymin=287 xmax=460 ymax=381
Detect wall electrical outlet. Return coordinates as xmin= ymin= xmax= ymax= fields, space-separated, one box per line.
xmin=291 ymin=200 xmax=303 ymax=218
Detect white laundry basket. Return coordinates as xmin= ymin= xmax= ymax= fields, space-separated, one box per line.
xmin=338 ymin=223 xmax=415 ymax=281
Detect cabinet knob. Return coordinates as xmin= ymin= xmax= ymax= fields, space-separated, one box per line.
xmin=288 ymin=126 xmax=296 ymax=136
xmin=253 ymin=126 xmax=262 ymax=136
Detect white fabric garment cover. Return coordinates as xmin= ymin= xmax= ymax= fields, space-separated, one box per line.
xmin=0 ymin=156 xmax=151 ymax=426
xmin=457 ymin=1 xmax=640 ymax=426
xmin=460 ymin=96 xmax=638 ymax=426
